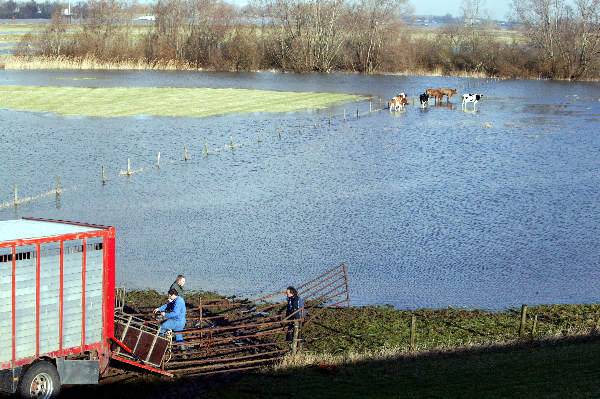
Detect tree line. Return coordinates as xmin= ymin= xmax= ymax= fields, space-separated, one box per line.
xmin=0 ymin=0 xmax=59 ymax=19
xmin=16 ymin=0 xmax=600 ymax=80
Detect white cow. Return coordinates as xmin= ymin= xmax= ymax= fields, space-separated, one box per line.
xmin=462 ymin=94 xmax=483 ymax=110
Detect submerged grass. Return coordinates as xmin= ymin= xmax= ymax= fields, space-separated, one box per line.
xmin=0 ymin=85 xmax=363 ymax=117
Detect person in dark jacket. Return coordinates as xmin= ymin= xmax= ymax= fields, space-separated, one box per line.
xmin=169 ymin=274 xmax=186 ymax=298
xmin=285 ymin=286 xmax=304 ymax=342
xmin=154 ymin=288 xmax=186 ymax=343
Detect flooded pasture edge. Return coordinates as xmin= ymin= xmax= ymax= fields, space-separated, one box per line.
xmin=1 ymin=70 xmax=599 ymax=310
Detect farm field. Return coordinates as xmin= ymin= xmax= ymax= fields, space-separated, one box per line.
xmin=52 ymin=292 xmax=600 ymax=399
xmin=405 ymin=26 xmax=526 ymax=44
xmin=203 ymin=336 xmax=600 ymax=399
xmin=0 ymin=22 xmax=44 ymax=43
xmin=0 ymin=85 xmax=364 ymax=117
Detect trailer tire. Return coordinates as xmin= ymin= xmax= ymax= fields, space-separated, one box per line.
xmin=18 ymin=361 xmax=61 ymax=399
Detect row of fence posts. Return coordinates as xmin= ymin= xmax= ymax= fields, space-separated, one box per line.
xmin=8 ymin=85 xmax=502 ymax=206
xmin=408 ymin=304 xmax=539 ymax=351
xmin=11 ymin=176 xmax=61 ymax=207
xmin=268 ymin=301 xmax=534 ymax=357
xmin=9 ymin=103 xmax=377 ymax=206
xmin=101 ymin=102 xmax=382 ymax=187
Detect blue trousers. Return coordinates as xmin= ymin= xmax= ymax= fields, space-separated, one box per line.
xmin=160 ymin=319 xmax=186 ymax=343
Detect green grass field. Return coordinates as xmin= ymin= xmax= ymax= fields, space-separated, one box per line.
xmin=0 ymin=85 xmax=363 ymax=117
xmin=56 ymin=292 xmax=599 ymax=398
xmin=202 ymin=337 xmax=600 ymax=399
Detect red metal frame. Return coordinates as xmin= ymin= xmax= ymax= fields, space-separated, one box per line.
xmin=11 ymin=246 xmax=15 ymax=367
xmin=36 ymin=243 xmax=40 ymax=358
xmin=1 ymin=218 xmax=116 ymax=372
xmin=111 ymin=355 xmax=174 ymax=377
xmin=59 ymin=241 xmax=64 ymax=351
xmin=82 ymin=237 xmax=87 ymax=349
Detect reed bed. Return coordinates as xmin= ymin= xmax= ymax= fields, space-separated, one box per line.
xmin=1 ymin=55 xmax=185 ymax=70
xmin=1 ymin=54 xmax=498 ymax=79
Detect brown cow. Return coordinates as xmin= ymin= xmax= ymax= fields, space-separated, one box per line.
xmin=426 ymin=89 xmax=443 ymax=104
xmin=439 ymin=88 xmax=458 ymax=102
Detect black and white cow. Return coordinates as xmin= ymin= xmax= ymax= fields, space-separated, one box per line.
xmin=462 ymin=93 xmax=483 ymax=109
xmin=419 ymin=93 xmax=429 ymax=108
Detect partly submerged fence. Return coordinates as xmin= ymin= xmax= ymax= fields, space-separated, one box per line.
xmin=3 ymin=77 xmax=502 ymax=210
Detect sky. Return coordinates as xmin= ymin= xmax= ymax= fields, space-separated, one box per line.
xmin=409 ymin=0 xmax=512 ymax=20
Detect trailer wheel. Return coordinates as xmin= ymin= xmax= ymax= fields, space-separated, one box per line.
xmin=18 ymin=361 xmax=61 ymax=399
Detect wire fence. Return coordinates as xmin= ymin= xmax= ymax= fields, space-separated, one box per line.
xmin=2 ymin=77 xmax=502 ymax=210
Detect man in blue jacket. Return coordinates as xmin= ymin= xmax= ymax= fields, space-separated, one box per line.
xmin=154 ymin=288 xmax=186 ymax=344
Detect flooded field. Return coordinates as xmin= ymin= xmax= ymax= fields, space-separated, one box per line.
xmin=1 ymin=70 xmax=599 ymax=309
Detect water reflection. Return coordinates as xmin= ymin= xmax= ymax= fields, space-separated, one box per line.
xmin=0 ymin=71 xmax=599 ymax=310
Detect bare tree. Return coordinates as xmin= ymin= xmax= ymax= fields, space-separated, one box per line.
xmin=512 ymin=0 xmax=600 ymax=78
xmin=348 ymin=0 xmax=407 ymax=73
xmin=257 ymin=0 xmax=348 ymax=72
xmin=33 ymin=11 xmax=68 ymax=56
xmin=459 ymin=0 xmax=488 ymax=68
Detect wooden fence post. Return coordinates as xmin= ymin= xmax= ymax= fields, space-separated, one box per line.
xmin=279 ymin=125 xmax=282 ymax=139
xmin=198 ymin=298 xmax=203 ymax=330
xmin=157 ymin=152 xmax=161 ymax=168
xmin=56 ymin=175 xmax=60 ymax=195
xmin=102 ymin=166 xmax=106 ymax=184
xmin=410 ymin=314 xmax=416 ymax=350
xmin=14 ymin=183 xmax=18 ymax=206
xmin=519 ymin=304 xmax=527 ymax=338
xmin=292 ymin=320 xmax=300 ymax=356
xmin=531 ymin=314 xmax=538 ymax=339
xmin=204 ymin=142 xmax=210 ymax=155
xmin=184 ymin=144 xmax=189 ymax=161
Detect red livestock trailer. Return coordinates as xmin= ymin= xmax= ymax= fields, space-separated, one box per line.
xmin=0 ymin=217 xmax=118 ymax=397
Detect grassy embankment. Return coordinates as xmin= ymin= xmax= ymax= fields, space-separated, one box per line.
xmin=0 ymin=85 xmax=364 ymax=117
xmin=82 ymin=289 xmax=600 ymax=399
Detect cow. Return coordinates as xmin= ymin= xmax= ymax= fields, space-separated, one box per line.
xmin=419 ymin=93 xmax=429 ymax=108
xmin=462 ymin=93 xmax=483 ymax=110
xmin=426 ymin=88 xmax=443 ymax=104
xmin=439 ymin=88 xmax=458 ymax=102
xmin=389 ymin=93 xmax=408 ymax=111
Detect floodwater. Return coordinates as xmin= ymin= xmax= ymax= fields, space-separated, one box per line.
xmin=1 ymin=70 xmax=599 ymax=310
